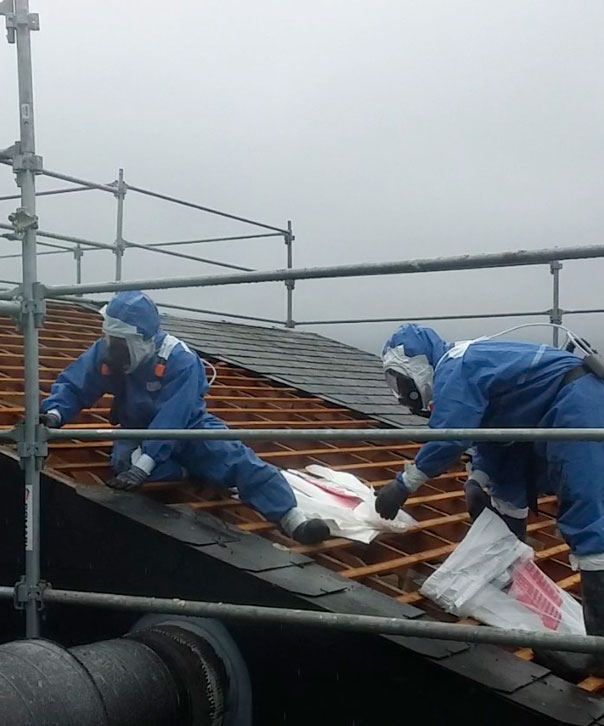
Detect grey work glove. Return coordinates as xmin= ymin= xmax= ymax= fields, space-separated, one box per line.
xmin=40 ymin=411 xmax=61 ymax=428
xmin=106 ymin=465 xmax=148 ymax=492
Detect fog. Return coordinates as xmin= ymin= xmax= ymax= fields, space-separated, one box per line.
xmin=1 ymin=1 xmax=603 ymax=355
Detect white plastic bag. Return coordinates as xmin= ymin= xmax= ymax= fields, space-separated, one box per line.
xmin=420 ymin=509 xmax=585 ymax=634
xmin=283 ymin=466 xmax=417 ymax=544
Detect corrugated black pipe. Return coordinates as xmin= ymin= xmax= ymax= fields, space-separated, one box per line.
xmin=0 ymin=618 xmax=245 ymax=726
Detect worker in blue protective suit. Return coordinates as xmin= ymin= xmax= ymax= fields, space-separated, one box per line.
xmin=40 ymin=291 xmax=329 ymax=545
xmin=376 ymin=323 xmax=604 ymax=677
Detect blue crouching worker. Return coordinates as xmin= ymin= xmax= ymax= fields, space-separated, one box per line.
xmin=376 ymin=323 xmax=604 ymax=677
xmin=40 ymin=290 xmax=329 ymax=545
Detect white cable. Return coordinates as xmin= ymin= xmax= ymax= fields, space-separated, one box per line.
xmin=484 ymin=323 xmax=594 ymax=355
xmin=486 ymin=322 xmax=569 ymax=342
xmin=202 ymin=358 xmax=218 ymax=386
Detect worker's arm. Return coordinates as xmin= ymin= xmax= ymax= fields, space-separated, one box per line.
xmin=41 ymin=340 xmax=108 ymax=425
xmin=402 ymin=361 xmax=488 ymax=489
xmin=137 ymin=350 xmax=206 ymax=473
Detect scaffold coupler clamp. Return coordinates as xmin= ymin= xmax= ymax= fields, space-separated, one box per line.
xmin=14 ymin=421 xmax=48 ymax=470
xmin=0 ymin=0 xmax=39 ymax=44
xmin=14 ymin=577 xmax=48 ymax=611
xmin=16 ymin=281 xmax=46 ymax=332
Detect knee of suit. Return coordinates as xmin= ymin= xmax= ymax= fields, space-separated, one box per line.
xmin=183 ymin=438 xmax=281 ymax=487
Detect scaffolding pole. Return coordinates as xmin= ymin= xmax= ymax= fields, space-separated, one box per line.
xmin=38 ymin=241 xmax=604 ymax=299
xmin=565 ymin=307 xmax=604 ymax=316
xmin=5 ymin=425 xmax=604 ymax=444
xmin=284 ymin=219 xmax=294 ymax=328
xmin=2 ymin=0 xmax=43 ymax=638
xmin=0 ymin=585 xmax=601 ymax=654
xmin=37 ymin=167 xmax=117 ymax=193
xmin=0 ymin=184 xmax=92 ymax=200
xmin=0 ymin=300 xmax=21 ymax=316
xmin=125 ymin=183 xmax=289 ymax=234
xmin=0 ymin=221 xmax=257 ymax=272
xmin=550 ymin=260 xmax=563 ymax=346
xmin=121 ymin=237 xmax=255 ymax=271
xmin=297 ymin=309 xmax=550 ymax=326
xmin=45 ymin=426 xmax=604 ymax=443
xmin=145 ymin=232 xmax=283 ymax=248
xmin=0 ymin=247 xmax=67 ymax=260
xmin=0 ymin=221 xmax=115 ymax=251
xmin=113 ymin=167 xmax=125 ymax=281
xmin=73 ymin=243 xmax=83 ymax=286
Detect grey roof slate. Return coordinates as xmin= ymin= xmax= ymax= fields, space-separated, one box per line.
xmin=160 ymin=315 xmax=427 ymax=428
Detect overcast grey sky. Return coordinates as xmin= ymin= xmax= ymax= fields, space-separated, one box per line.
xmin=1 ymin=1 xmax=604 ymax=354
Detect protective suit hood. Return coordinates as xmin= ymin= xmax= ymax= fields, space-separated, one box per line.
xmin=101 ymin=291 xmax=161 ymax=373
xmin=382 ymin=324 xmax=452 ymax=409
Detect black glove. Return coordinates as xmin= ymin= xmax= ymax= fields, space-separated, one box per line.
xmin=106 ymin=465 xmax=148 ymax=492
xmin=40 ymin=411 xmax=61 ymax=428
xmin=375 ymin=480 xmax=409 ymax=520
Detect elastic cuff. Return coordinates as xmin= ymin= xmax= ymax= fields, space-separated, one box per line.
xmin=490 ymin=496 xmax=528 ymax=519
xmin=401 ymin=464 xmax=428 ymax=493
xmin=130 ymin=446 xmax=143 ymax=466
xmin=47 ymin=408 xmax=62 ymax=424
xmin=570 ymin=552 xmax=604 ymax=571
xmin=395 ymin=473 xmax=410 ymax=493
xmin=469 ymin=469 xmax=490 ymax=489
xmin=135 ymin=453 xmax=156 ymax=475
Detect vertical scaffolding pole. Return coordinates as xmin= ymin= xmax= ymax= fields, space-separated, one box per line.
xmin=550 ymin=260 xmax=562 ymax=347
xmin=114 ymin=167 xmax=126 ymax=281
xmin=74 ymin=243 xmax=83 ymax=286
xmin=5 ymin=0 xmax=44 ymax=638
xmin=284 ymin=220 xmax=294 ymax=328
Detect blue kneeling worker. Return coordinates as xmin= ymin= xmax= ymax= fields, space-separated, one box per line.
xmin=376 ymin=323 xmax=604 ymax=676
xmin=40 ymin=291 xmax=329 ymax=545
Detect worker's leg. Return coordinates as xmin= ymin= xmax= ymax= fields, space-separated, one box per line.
xmin=534 ymin=566 xmax=604 ymax=679
xmin=534 ymin=376 xmax=604 ymax=676
xmin=111 ymin=440 xmax=185 ymax=482
xmin=465 ymin=477 xmax=527 ymax=540
xmin=466 ymin=444 xmax=528 ymax=540
xmin=543 ymin=376 xmax=604 ymax=561
xmin=551 ymin=437 xmax=604 ymax=677
xmin=489 ymin=496 xmax=527 ymax=541
xmin=179 ymin=414 xmax=328 ymax=543
xmin=464 ymin=477 xmax=491 ymax=520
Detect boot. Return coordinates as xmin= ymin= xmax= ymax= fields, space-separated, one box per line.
xmin=500 ymin=513 xmax=527 ymax=542
xmin=280 ymin=507 xmax=330 ymax=545
xmin=534 ymin=570 xmax=604 ymax=680
xmin=291 ymin=519 xmax=330 ymax=545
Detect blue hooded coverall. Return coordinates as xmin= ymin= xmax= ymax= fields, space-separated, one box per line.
xmin=41 ymin=292 xmax=296 ymax=522
xmin=383 ymin=324 xmax=604 ymax=559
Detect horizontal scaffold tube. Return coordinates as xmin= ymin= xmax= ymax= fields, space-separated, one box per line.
xmin=35 ymin=242 xmax=604 ymax=298
xmin=297 ymin=309 xmax=549 ymax=325
xmin=0 ymin=586 xmax=600 ymax=655
xmin=3 ymin=427 xmax=604 ymax=444
xmin=45 ymin=427 xmax=604 ymax=442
